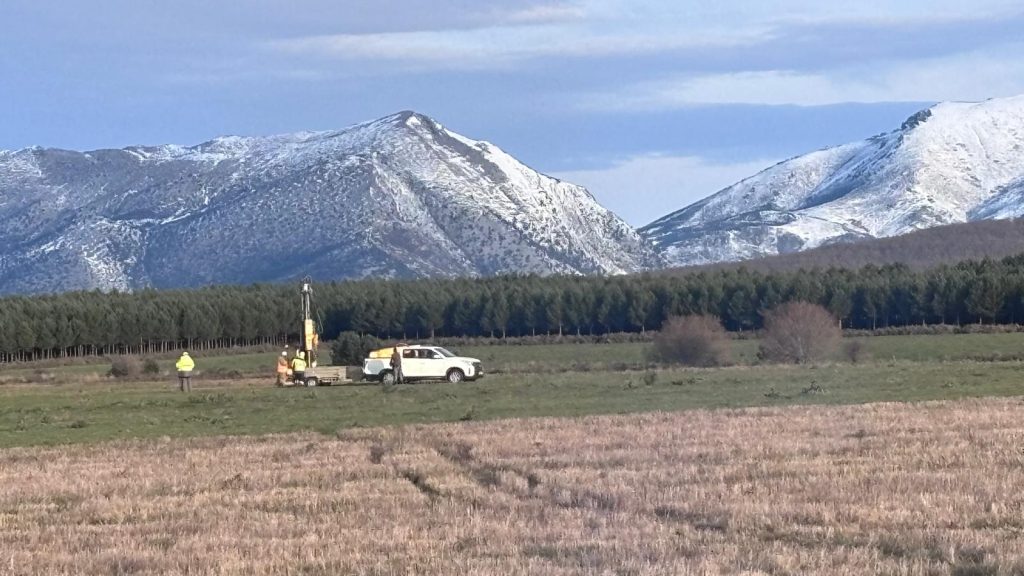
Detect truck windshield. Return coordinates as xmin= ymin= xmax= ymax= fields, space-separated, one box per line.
xmin=435 ymin=348 xmax=456 ymax=358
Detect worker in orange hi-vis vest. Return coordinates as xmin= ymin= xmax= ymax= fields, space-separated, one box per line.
xmin=275 ymin=351 xmax=289 ymax=386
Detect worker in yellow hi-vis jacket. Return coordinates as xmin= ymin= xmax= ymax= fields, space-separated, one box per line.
xmin=291 ymin=351 xmax=307 ymax=386
xmin=175 ymin=351 xmax=195 ymax=392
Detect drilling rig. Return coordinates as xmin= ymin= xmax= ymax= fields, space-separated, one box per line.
xmin=291 ymin=278 xmax=349 ymax=386
xmin=299 ymin=278 xmax=319 ymax=367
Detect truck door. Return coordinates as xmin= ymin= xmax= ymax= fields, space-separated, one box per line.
xmin=401 ymin=348 xmax=424 ymax=378
xmin=424 ymin=348 xmax=448 ymax=378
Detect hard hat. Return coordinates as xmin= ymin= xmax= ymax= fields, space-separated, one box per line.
xmin=281 ymin=351 xmax=287 ymax=357
xmin=182 ymin=351 xmax=189 ymax=356
xmin=298 ymin=351 xmax=305 ymax=359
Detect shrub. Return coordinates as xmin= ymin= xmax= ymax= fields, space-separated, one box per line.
xmin=330 ymin=332 xmax=382 ymax=366
xmin=759 ymin=302 xmax=840 ymax=364
xmin=142 ymin=358 xmax=161 ymax=375
xmin=108 ymin=356 xmax=141 ymax=378
xmin=843 ymin=341 xmax=869 ymax=364
xmin=650 ymin=315 xmax=731 ymax=367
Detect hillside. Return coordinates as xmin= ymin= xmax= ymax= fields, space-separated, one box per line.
xmin=642 ymin=95 xmax=1024 ymax=266
xmin=659 ymin=218 xmax=1024 ymax=275
xmin=0 ymin=112 xmax=661 ymax=294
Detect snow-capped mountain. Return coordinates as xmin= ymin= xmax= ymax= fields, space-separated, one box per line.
xmin=0 ymin=112 xmax=661 ymax=294
xmin=642 ymin=95 xmax=1024 ymax=266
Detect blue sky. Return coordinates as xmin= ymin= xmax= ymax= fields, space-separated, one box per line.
xmin=2 ymin=1 xmax=1024 ymax=225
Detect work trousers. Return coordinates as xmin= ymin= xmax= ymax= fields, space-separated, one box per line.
xmin=178 ymin=371 xmax=192 ymax=392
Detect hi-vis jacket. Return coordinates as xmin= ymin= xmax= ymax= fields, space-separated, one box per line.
xmin=176 ymin=354 xmax=195 ymax=372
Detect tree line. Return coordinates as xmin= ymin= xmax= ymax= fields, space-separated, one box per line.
xmin=2 ymin=254 xmax=1024 ymax=362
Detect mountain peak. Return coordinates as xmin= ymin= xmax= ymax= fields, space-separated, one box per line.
xmin=0 ymin=112 xmax=659 ymax=294
xmin=901 ymin=108 xmax=933 ymax=131
xmin=643 ymin=93 xmax=1024 ymax=267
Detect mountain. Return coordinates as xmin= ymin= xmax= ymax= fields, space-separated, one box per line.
xmin=642 ymin=95 xmax=1024 ymax=266
xmin=0 ymin=112 xmax=661 ymax=294
xmin=658 ymin=218 xmax=1024 ymax=276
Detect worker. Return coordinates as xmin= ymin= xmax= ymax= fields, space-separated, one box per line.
xmin=275 ymin=351 xmax=289 ymax=386
xmin=175 ymin=351 xmax=195 ymax=392
xmin=390 ymin=346 xmax=403 ymax=384
xmin=291 ymin=350 xmax=307 ymax=386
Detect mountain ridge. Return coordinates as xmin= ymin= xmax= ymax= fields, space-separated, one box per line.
xmin=656 ymin=218 xmax=1024 ymax=276
xmin=641 ymin=94 xmax=1024 ymax=266
xmin=0 ymin=111 xmax=661 ymax=295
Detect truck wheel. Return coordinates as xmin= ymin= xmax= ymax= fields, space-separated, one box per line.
xmin=305 ymin=377 xmax=318 ymax=387
xmin=381 ymin=371 xmax=397 ymax=386
xmin=446 ymin=368 xmax=465 ymax=383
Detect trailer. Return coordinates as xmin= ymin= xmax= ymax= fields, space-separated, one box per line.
xmin=299 ymin=365 xmax=363 ymax=387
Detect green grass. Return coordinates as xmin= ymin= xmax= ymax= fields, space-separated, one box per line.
xmin=5 ymin=332 xmax=1023 ymax=381
xmin=0 ymin=352 xmax=282 ymax=381
xmin=460 ymin=331 xmax=1024 ymax=369
xmin=2 ymin=332 xmax=1023 ymax=450
xmin=2 ymin=359 xmax=1023 ymax=449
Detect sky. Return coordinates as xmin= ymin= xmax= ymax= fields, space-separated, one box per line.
xmin=2 ymin=1 xmax=1024 ymax=226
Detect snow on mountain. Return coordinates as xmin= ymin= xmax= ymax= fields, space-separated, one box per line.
xmin=642 ymin=94 xmax=1024 ymax=266
xmin=0 ymin=112 xmax=661 ymax=294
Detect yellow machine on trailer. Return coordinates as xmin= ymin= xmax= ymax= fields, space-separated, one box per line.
xmin=293 ymin=278 xmax=351 ymax=387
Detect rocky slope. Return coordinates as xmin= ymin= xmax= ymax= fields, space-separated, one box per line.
xmin=642 ymin=95 xmax=1024 ymax=266
xmin=0 ymin=112 xmax=661 ymax=294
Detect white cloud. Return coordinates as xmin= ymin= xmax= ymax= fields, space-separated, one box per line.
xmin=499 ymin=3 xmax=588 ymax=24
xmin=259 ymin=0 xmax=1024 ymax=82
xmin=582 ymin=46 xmax=1024 ymax=109
xmin=553 ymin=154 xmax=778 ymax=226
xmin=267 ymin=24 xmax=769 ymax=70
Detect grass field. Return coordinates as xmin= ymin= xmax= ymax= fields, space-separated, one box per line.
xmin=3 ymin=331 xmax=1024 ymax=383
xmin=2 ymin=360 xmax=1024 ymax=448
xmin=3 ymin=332 xmax=1024 ymax=573
xmin=4 ymin=398 xmax=1024 ymax=575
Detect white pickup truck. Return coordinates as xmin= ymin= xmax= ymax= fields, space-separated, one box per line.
xmin=362 ymin=345 xmax=484 ymax=385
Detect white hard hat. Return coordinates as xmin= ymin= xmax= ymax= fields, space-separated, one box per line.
xmin=281 ymin=351 xmax=287 ymax=356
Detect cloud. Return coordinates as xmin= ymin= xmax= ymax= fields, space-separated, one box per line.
xmin=261 ymin=2 xmax=1024 ymax=85
xmin=267 ymin=25 xmax=769 ymax=70
xmin=581 ymin=46 xmax=1024 ymax=109
xmin=553 ymin=154 xmax=778 ymax=226
xmin=499 ymin=3 xmax=588 ymax=24
xmin=268 ymin=21 xmax=774 ymax=69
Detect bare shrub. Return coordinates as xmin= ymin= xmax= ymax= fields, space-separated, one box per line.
xmin=142 ymin=358 xmax=161 ymax=375
xmin=843 ymin=340 xmax=870 ymax=364
xmin=650 ymin=315 xmax=731 ymax=367
xmin=759 ymin=302 xmax=840 ymax=364
xmin=108 ymin=356 xmax=141 ymax=379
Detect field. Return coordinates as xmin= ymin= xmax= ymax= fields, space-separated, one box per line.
xmin=2 ymin=360 xmax=1024 ymax=448
xmin=3 ymin=332 xmax=1024 ymax=574
xmin=4 ymin=398 xmax=1024 ymax=575
xmin=4 ymin=331 xmax=1024 ymax=383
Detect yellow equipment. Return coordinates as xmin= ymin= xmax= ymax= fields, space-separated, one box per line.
xmin=291 ymin=278 xmax=352 ymax=387
xmin=368 ymin=344 xmax=407 ymax=359
xmin=299 ymin=279 xmax=318 ymax=366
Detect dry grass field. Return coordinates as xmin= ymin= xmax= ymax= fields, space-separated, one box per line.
xmin=3 ymin=398 xmax=1024 ymax=575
